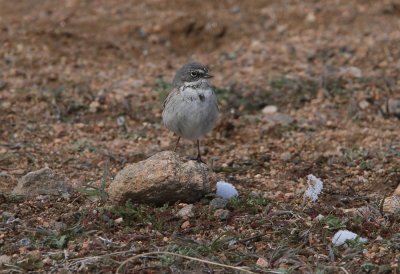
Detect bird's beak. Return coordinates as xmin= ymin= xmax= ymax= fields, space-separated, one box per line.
xmin=204 ymin=73 xmax=213 ymax=79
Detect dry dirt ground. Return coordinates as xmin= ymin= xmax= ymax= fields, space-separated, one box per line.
xmin=1 ymin=0 xmax=399 ymax=273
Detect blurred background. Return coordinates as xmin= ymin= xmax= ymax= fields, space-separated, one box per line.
xmin=1 ymin=1 xmax=400 ymax=272
xmin=0 ymin=0 xmax=399 ymax=195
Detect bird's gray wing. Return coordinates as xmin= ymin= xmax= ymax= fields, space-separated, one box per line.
xmin=212 ymin=90 xmax=220 ymax=112
xmin=163 ymin=88 xmax=179 ymax=110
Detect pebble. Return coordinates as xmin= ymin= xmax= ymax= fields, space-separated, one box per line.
xmin=358 ymin=100 xmax=370 ymax=110
xmin=17 ymin=238 xmax=31 ymax=247
xmin=176 ymin=204 xmax=194 ymax=219
xmin=0 ymin=80 xmax=7 ymax=90
xmin=213 ymin=209 xmax=230 ymax=220
xmin=2 ymin=211 xmax=15 ymax=219
xmin=181 ymin=220 xmax=190 ymax=229
xmin=262 ymin=105 xmax=278 ymax=114
xmin=0 ymin=255 xmax=11 ymax=266
xmin=280 ymin=152 xmax=292 ymax=161
xmin=209 ymin=198 xmax=228 ymax=209
xmin=114 ymin=217 xmax=123 ymax=224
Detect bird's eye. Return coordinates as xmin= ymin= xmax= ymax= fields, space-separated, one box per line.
xmin=190 ymin=71 xmax=198 ymax=77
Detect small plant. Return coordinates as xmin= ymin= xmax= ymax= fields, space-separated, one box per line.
xmin=320 ymin=215 xmax=346 ymax=230
xmin=346 ymin=236 xmax=367 ymax=249
xmin=44 ymin=215 xmax=84 ymax=249
xmin=77 ymin=160 xmax=109 ymax=202
xmin=228 ymin=195 xmax=269 ymax=214
xmin=361 ymin=262 xmax=377 ymax=273
xmin=45 ymin=234 xmax=68 ymax=249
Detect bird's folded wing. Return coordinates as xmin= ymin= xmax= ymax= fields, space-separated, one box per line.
xmin=162 ymin=88 xmax=178 ymax=110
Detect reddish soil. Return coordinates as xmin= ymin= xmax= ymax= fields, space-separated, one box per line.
xmin=0 ymin=0 xmax=399 ymax=273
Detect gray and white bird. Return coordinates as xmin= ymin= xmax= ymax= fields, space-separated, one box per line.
xmin=162 ymin=62 xmax=219 ymax=162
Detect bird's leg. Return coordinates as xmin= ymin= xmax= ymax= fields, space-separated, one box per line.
xmin=173 ymin=136 xmax=181 ymax=152
xmin=196 ymin=140 xmax=205 ymax=163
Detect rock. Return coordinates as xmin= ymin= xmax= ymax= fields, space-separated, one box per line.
xmin=176 ymin=204 xmax=194 ymax=219
xmin=52 ymin=221 xmax=67 ymax=232
xmin=261 ymin=105 xmax=278 ymax=114
xmin=209 ymin=198 xmax=228 ymax=209
xmin=6 ymin=216 xmax=20 ymax=224
xmin=214 ymin=209 xmax=230 ymax=220
xmin=0 ymin=255 xmax=11 ymax=267
xmin=17 ymin=238 xmax=31 ymax=247
xmin=280 ymin=152 xmax=292 ymax=161
xmin=114 ymin=217 xmax=123 ymax=224
xmin=12 ymin=168 xmax=71 ymax=196
xmin=181 ymin=220 xmax=190 ymax=229
xmin=358 ymin=100 xmax=370 ymax=110
xmin=0 ymin=80 xmax=7 ymax=91
xmin=108 ymin=151 xmax=215 ymax=205
xmin=305 ymin=12 xmax=316 ymax=23
xmin=340 ymin=66 xmax=362 ymax=78
xmin=256 ymin=257 xmax=269 ymax=268
xmin=263 ymin=113 xmax=294 ymax=126
xmin=383 ymin=184 xmax=400 ymax=214
xmin=89 ymin=100 xmax=101 ymax=113
xmin=387 ymin=98 xmax=400 ymax=118
xmin=2 ymin=211 xmax=15 ymax=220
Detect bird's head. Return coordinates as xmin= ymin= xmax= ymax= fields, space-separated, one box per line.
xmin=172 ymin=62 xmax=213 ymax=87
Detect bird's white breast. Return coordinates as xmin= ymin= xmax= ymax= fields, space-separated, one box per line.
xmin=163 ymin=82 xmax=219 ymax=140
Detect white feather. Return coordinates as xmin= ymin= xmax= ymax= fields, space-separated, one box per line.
xmin=304 ymin=174 xmax=323 ymax=202
xmin=216 ymin=181 xmax=238 ymax=199
xmin=332 ymin=230 xmax=367 ymax=246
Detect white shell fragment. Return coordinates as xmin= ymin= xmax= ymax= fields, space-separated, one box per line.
xmin=304 ymin=174 xmax=324 ymax=202
xmin=216 ymin=181 xmax=239 ymax=199
xmin=332 ymin=230 xmax=367 ymax=246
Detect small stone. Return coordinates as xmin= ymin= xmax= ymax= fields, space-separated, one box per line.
xmin=213 ymin=209 xmax=230 ymax=220
xmin=280 ymin=152 xmax=292 ymax=161
xmin=114 ymin=217 xmax=123 ymax=224
xmin=262 ymin=105 xmax=278 ymax=114
xmin=0 ymin=80 xmax=7 ymax=91
xmin=256 ymin=257 xmax=269 ymax=267
xmin=17 ymin=238 xmax=31 ymax=247
xmin=250 ymin=40 xmax=263 ymax=53
xmin=383 ymin=195 xmax=400 ymax=214
xmin=89 ymin=100 xmax=100 ymax=113
xmin=209 ymin=198 xmax=228 ymax=209
xmin=6 ymin=216 xmax=20 ymax=224
xmin=2 ymin=211 xmax=15 ymax=219
xmin=340 ymin=66 xmax=362 ymax=78
xmin=263 ymin=113 xmax=294 ymax=125
xmin=284 ymin=192 xmax=294 ymax=200
xmin=0 ymin=255 xmax=11 ymax=266
xmin=387 ymin=98 xmax=400 ymax=117
xmin=176 ymin=204 xmax=194 ymax=219
xmin=52 ymin=221 xmax=67 ymax=232
xmin=305 ymin=12 xmax=316 ymax=23
xmin=230 ymin=5 xmax=240 ymax=14
xmin=181 ymin=220 xmax=190 ymax=229
xmin=358 ymin=100 xmax=370 ymax=110
xmin=12 ymin=167 xmax=71 ymax=197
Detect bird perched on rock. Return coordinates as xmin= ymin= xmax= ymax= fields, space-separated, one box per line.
xmin=162 ymin=62 xmax=219 ymax=162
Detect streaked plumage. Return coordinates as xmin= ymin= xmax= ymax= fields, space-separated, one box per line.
xmin=162 ymin=62 xmax=219 ymax=162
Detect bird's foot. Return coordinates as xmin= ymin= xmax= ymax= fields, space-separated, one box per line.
xmin=187 ymin=155 xmax=206 ymax=164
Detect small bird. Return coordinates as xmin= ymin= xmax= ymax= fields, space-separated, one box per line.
xmin=162 ymin=62 xmax=219 ymax=162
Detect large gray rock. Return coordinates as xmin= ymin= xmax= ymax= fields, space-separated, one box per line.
xmin=12 ymin=167 xmax=70 ymax=196
xmin=108 ymin=151 xmax=216 ymax=205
